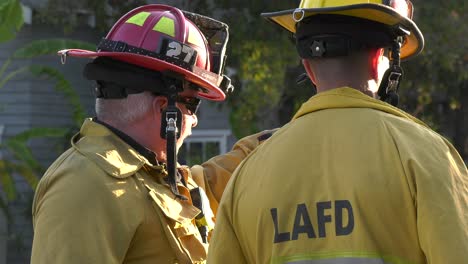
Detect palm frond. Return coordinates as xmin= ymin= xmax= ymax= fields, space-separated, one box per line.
xmin=9 ymin=127 xmax=69 ymax=142
xmin=8 ymin=162 xmax=39 ymax=191
xmin=0 ymin=57 xmax=12 ymax=80
xmin=0 ymin=65 xmax=29 ymax=90
xmin=0 ymin=159 xmax=18 ymax=201
xmin=13 ymin=39 xmax=95 ymax=59
xmin=29 ymin=65 xmax=87 ymax=126
xmin=2 ymin=127 xmax=69 ymax=173
xmin=3 ymin=139 xmax=43 ymax=172
xmin=0 ymin=196 xmax=12 ymax=223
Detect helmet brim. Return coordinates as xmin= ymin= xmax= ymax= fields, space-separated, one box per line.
xmin=261 ymin=3 xmax=424 ymax=60
xmin=58 ymin=49 xmax=226 ymax=101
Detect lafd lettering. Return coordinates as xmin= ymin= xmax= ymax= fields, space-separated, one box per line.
xmin=271 ymin=200 xmax=354 ymax=243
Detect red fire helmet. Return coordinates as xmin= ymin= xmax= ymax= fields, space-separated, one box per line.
xmin=58 ymin=4 xmax=230 ymax=101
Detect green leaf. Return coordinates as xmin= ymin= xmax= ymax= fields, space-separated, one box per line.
xmin=29 ymin=65 xmax=87 ymax=126
xmin=8 ymin=163 xmax=39 ymax=191
xmin=0 ymin=0 xmax=24 ymax=43
xmin=0 ymin=195 xmax=12 ymax=222
xmin=0 ymin=65 xmax=29 ymax=90
xmin=0 ymin=57 xmax=12 ymax=81
xmin=4 ymin=139 xmax=43 ymax=172
xmin=13 ymin=39 xmax=95 ymax=59
xmin=0 ymin=160 xmax=18 ymax=201
xmin=9 ymin=127 xmax=69 ymax=142
xmin=1 ymin=127 xmax=66 ymax=175
xmin=0 ymin=26 xmax=15 ymax=44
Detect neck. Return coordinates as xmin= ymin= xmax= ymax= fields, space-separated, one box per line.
xmin=100 ymin=117 xmax=166 ymax=159
xmin=315 ymin=78 xmax=378 ymax=98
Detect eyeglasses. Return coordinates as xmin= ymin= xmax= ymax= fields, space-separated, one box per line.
xmin=176 ymin=96 xmax=201 ymax=115
xmin=384 ymin=0 xmax=414 ymax=19
xmin=154 ymin=93 xmax=201 ymax=115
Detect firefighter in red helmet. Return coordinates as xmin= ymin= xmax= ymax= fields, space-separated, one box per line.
xmin=31 ymin=4 xmax=274 ymax=263
xmin=208 ymin=0 xmax=468 ymax=263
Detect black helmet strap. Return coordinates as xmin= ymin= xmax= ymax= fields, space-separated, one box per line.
xmin=160 ymin=81 xmax=187 ymax=200
xmin=377 ymin=36 xmax=404 ymax=107
xmin=296 ymin=15 xmax=396 ymax=59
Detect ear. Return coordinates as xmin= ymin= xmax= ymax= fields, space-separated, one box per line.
xmin=302 ymin=59 xmax=317 ymax=85
xmin=369 ymin=48 xmax=384 ymax=80
xmin=153 ymin=96 xmax=168 ymax=113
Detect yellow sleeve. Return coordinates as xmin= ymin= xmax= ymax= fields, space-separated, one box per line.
xmin=190 ymin=129 xmax=276 ymax=215
xmin=206 ymin=172 xmax=248 ymax=264
xmin=410 ymin=139 xmax=468 ymax=263
xmin=31 ymin=165 xmax=142 ymax=264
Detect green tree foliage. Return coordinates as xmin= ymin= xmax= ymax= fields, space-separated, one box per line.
xmin=208 ymin=0 xmax=467 ymax=160
xmin=0 ymin=0 xmax=23 ymax=43
xmin=189 ymin=1 xmax=303 ymax=137
xmin=402 ymin=0 xmax=468 ymax=159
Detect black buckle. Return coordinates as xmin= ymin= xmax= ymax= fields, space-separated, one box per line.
xmin=112 ymin=41 xmax=127 ymax=52
xmin=386 ymin=71 xmax=402 ymax=93
xmin=310 ymin=40 xmax=326 ymax=57
xmin=220 ymin=75 xmax=234 ymax=94
xmin=297 ymin=35 xmax=354 ymax=58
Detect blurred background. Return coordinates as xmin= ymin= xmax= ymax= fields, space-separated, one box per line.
xmin=0 ymin=0 xmax=466 ymax=262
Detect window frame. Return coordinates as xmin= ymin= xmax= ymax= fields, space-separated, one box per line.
xmin=180 ymin=129 xmax=231 ymax=165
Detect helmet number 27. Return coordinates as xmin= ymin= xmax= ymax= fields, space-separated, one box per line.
xmin=165 ymin=40 xmax=196 ymax=63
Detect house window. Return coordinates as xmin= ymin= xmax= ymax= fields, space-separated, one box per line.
xmin=179 ymin=129 xmax=230 ymax=166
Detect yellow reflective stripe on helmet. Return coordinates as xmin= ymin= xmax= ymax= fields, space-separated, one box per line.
xmin=299 ymin=0 xmax=382 ymax=9
xmin=187 ymin=28 xmax=203 ymax=46
xmin=126 ymin=11 xmax=151 ymax=26
xmin=153 ymin=16 xmax=175 ymax=37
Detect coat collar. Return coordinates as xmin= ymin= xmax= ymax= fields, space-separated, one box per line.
xmin=71 ymin=119 xmax=166 ymax=179
xmin=293 ymin=87 xmax=429 ymax=128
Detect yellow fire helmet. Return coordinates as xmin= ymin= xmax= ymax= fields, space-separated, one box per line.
xmin=262 ymin=0 xmax=424 ymax=60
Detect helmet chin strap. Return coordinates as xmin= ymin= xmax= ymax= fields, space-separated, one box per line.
xmin=160 ymin=83 xmax=187 ymax=200
xmin=377 ymin=37 xmax=404 ymax=107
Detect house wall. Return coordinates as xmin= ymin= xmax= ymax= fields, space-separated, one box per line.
xmin=0 ymin=125 xmax=6 ymax=264
xmin=0 ymin=212 xmax=5 ymax=264
xmin=0 ymin=23 xmax=100 ymax=263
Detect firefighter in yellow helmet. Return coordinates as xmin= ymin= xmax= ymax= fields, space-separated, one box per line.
xmin=31 ymin=4 xmax=275 ymax=264
xmin=208 ymin=1 xmax=468 ymax=263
